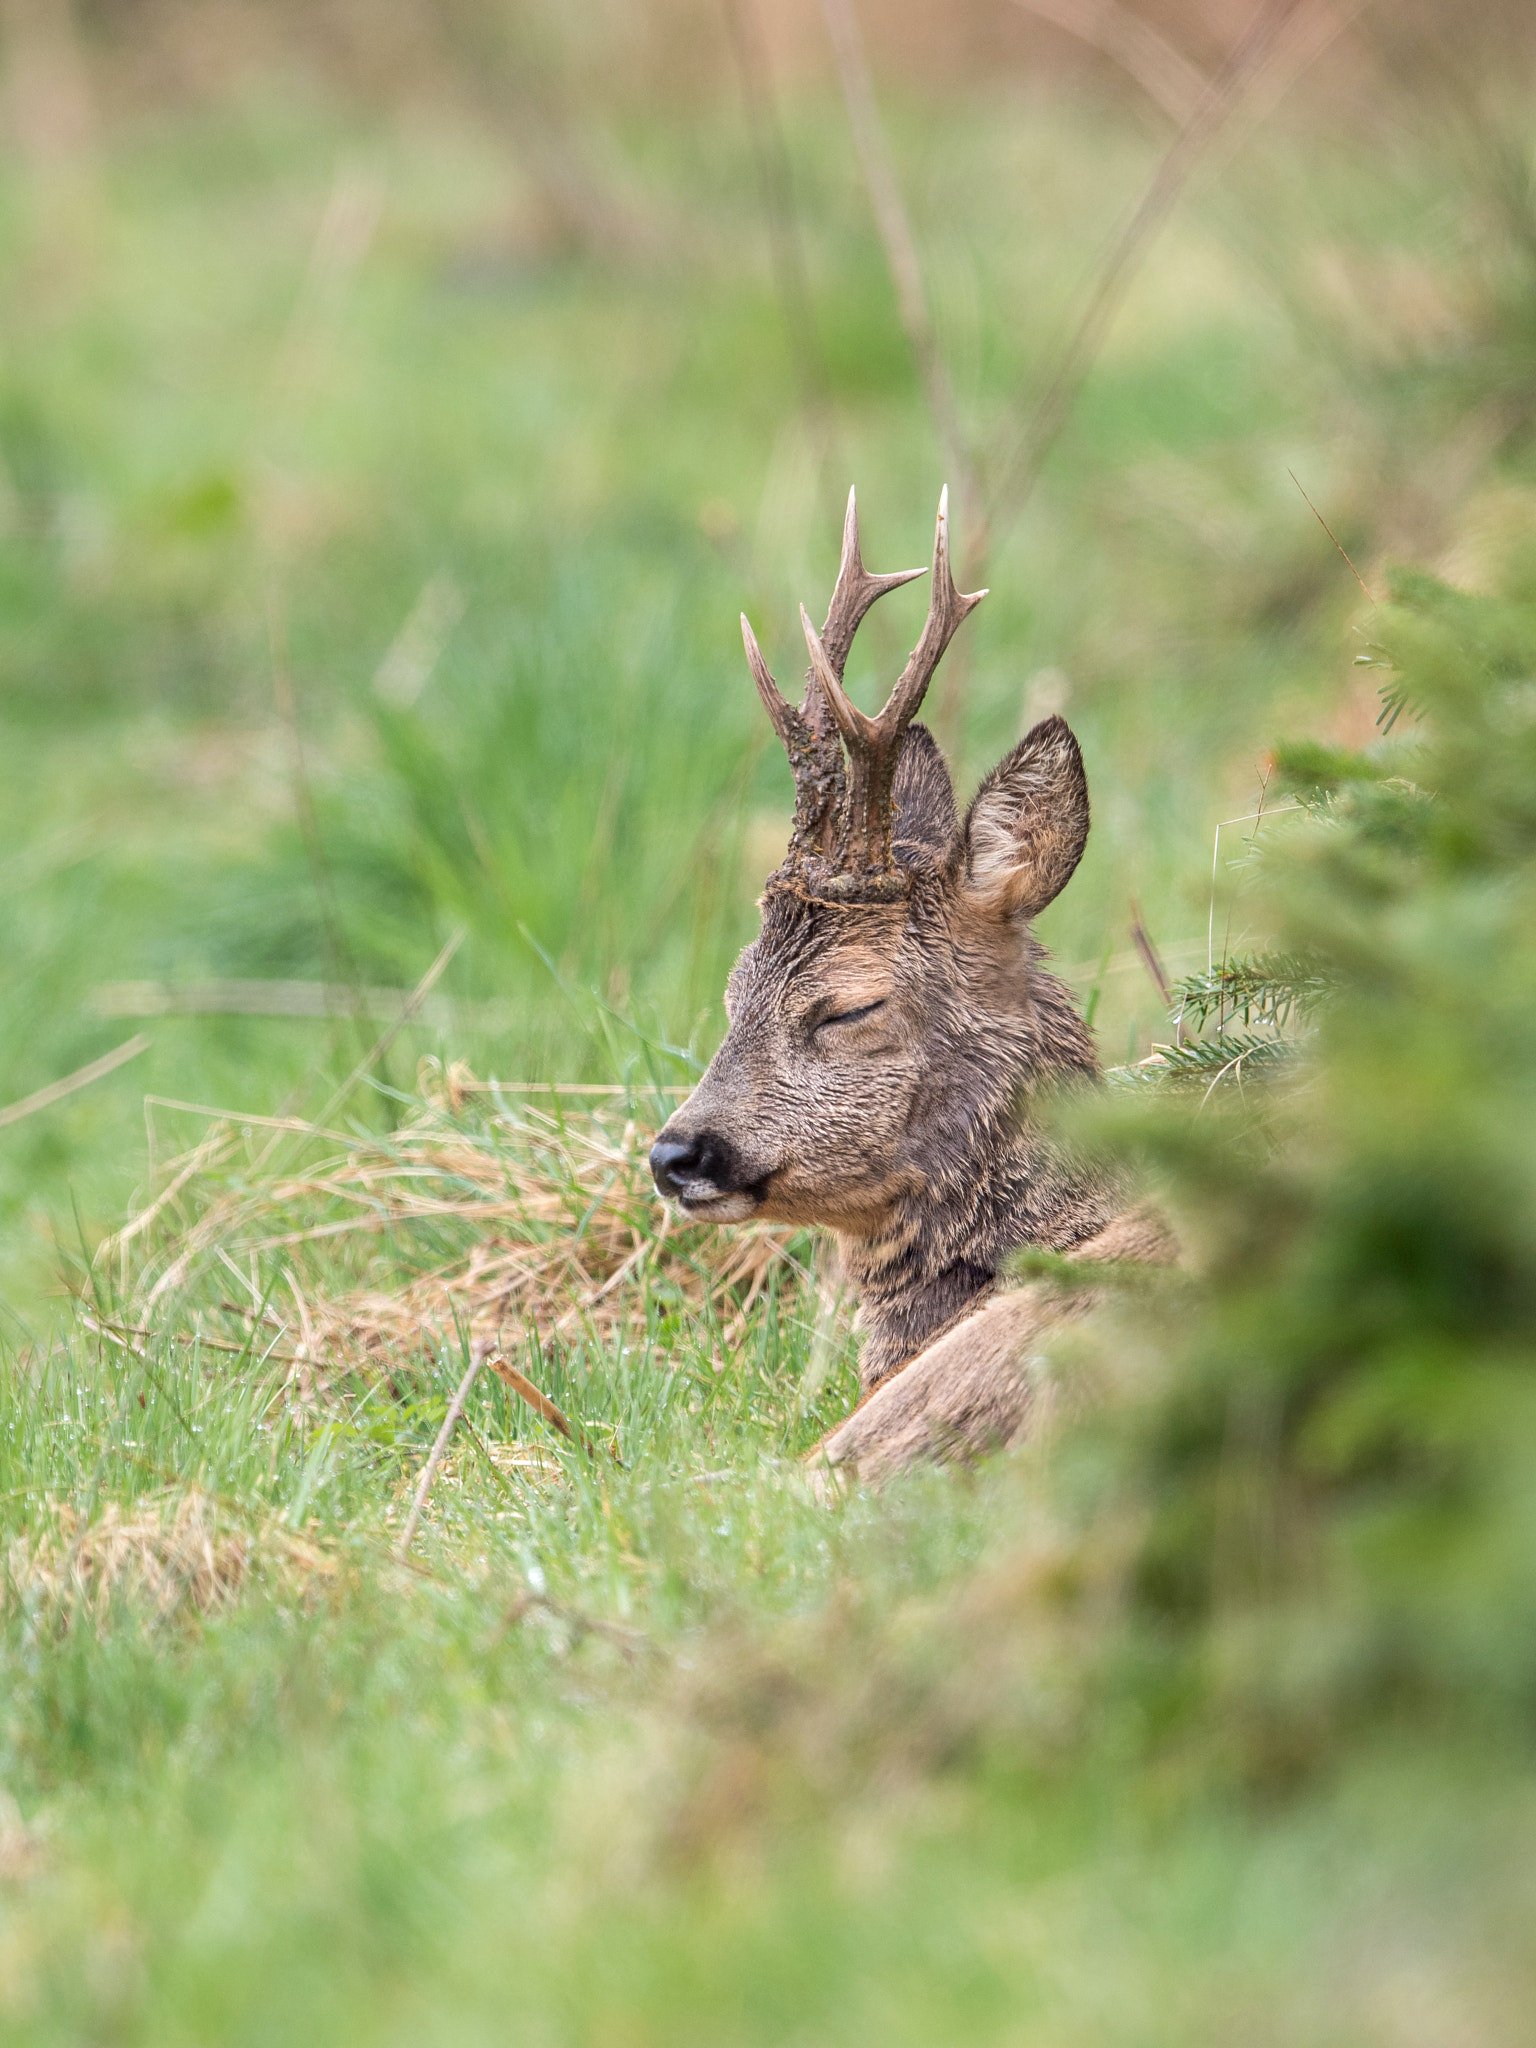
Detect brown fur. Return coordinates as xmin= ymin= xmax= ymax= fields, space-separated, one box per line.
xmin=652 ymin=715 xmax=1173 ymax=1475
xmin=650 ymin=496 xmax=1174 ymax=1480
xmin=816 ymin=1204 xmax=1177 ymax=1484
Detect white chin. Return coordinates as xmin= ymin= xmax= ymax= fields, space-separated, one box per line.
xmin=679 ymin=1190 xmax=761 ymax=1223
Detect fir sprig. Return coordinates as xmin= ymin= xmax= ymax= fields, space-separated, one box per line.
xmin=1116 ymin=1032 xmax=1296 ymax=1088
xmin=1172 ymin=955 xmax=1335 ymax=1033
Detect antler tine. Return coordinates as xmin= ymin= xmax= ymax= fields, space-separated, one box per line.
xmin=742 ymin=609 xmax=848 ymax=870
xmin=742 ymin=488 xmax=980 ymax=892
xmin=800 ymin=486 xmax=986 ymax=881
xmin=817 ymin=487 xmax=926 ymax=678
xmin=740 ymin=613 xmax=798 ymax=748
xmin=800 ymin=605 xmax=875 ymax=749
xmin=881 ymin=485 xmax=987 ymax=737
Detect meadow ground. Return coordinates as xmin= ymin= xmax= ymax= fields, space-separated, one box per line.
xmin=4 ymin=25 xmax=1536 ymax=2041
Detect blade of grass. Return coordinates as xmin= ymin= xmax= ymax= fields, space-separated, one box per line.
xmin=0 ymin=1034 xmax=149 ymax=1129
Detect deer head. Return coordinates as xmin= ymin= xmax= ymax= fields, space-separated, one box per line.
xmin=650 ymin=489 xmax=1109 ymax=1383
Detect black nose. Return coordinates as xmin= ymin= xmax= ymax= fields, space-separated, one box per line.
xmin=649 ymin=1137 xmax=701 ymax=1198
xmin=650 ymin=1130 xmax=744 ymax=1200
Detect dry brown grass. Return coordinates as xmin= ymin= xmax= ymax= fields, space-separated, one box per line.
xmin=3 ymin=1488 xmax=340 ymax=1629
xmin=102 ymin=1065 xmax=808 ymax=1403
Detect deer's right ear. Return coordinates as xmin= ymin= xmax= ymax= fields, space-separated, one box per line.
xmin=961 ymin=715 xmax=1089 ymax=917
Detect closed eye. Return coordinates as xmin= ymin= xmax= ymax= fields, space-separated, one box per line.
xmin=816 ymin=1000 xmax=887 ymax=1032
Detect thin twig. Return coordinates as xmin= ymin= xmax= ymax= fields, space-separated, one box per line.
xmin=396 ymin=1350 xmax=486 ymax=1557
xmin=987 ymin=0 xmax=1314 ymax=535
xmin=1205 ymin=0 xmax=1365 ymax=175
xmin=1006 ymin=0 xmax=1208 ymax=124
xmin=1053 ymin=936 xmax=1206 ymax=985
xmin=1128 ymin=900 xmax=1173 ymax=1009
xmin=0 ymin=1035 xmax=149 ymax=1130
xmin=484 ymin=1351 xmax=607 ymax=1465
xmin=1287 ymin=467 xmax=1370 ymax=597
xmin=820 ymin=0 xmax=980 ymax=543
xmin=218 ymin=1294 xmax=285 ymax=1329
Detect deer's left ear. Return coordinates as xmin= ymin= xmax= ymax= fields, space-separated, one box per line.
xmin=962 ymin=715 xmax=1089 ymax=917
xmin=892 ymin=722 xmax=958 ymax=855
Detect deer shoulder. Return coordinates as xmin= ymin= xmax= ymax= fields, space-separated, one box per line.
xmin=650 ymin=487 xmax=1171 ymax=1486
xmin=814 ymin=1202 xmax=1177 ymax=1487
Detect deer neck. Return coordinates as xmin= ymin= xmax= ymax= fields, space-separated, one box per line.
xmin=837 ymin=1142 xmax=1119 ymax=1391
xmin=837 ymin=994 xmax=1123 ymax=1392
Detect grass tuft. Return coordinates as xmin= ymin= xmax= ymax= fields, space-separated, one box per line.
xmin=4 ymin=1487 xmax=339 ymax=1633
xmin=107 ymin=1074 xmax=808 ymax=1406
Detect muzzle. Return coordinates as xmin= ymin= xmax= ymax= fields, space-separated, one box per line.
xmin=648 ymin=1126 xmax=765 ymax=1218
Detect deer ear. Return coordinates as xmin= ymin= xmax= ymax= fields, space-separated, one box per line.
xmin=962 ymin=716 xmax=1089 ymax=917
xmin=891 ymin=723 xmax=958 ymax=855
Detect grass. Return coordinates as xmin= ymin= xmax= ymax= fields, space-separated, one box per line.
xmin=4 ymin=33 xmax=1536 ymax=2043
xmin=6 ymin=71 xmax=1479 ymax=1308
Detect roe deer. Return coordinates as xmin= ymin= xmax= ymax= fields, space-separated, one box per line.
xmin=650 ymin=489 xmax=1172 ymax=1482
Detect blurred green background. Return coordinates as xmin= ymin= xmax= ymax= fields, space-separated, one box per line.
xmin=5 ymin=8 xmax=1536 ymax=2044
xmin=1 ymin=0 xmax=1531 ymax=1295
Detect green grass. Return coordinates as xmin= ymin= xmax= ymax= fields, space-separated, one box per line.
xmin=4 ymin=43 xmax=1536 ymax=2045
xmin=9 ymin=72 xmax=1500 ymax=1306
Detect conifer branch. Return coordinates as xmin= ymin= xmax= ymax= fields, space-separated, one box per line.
xmin=1173 ymin=956 xmax=1335 ymax=1032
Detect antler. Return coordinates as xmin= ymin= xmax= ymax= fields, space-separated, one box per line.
xmin=818 ymin=486 xmax=928 ymax=687
xmin=740 ymin=487 xmax=924 ymax=865
xmin=800 ymin=486 xmax=986 ymax=877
